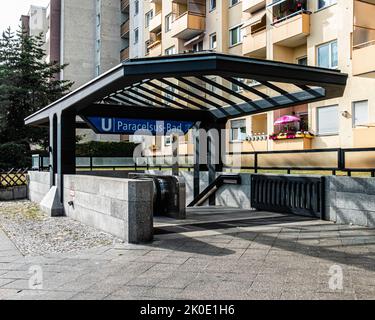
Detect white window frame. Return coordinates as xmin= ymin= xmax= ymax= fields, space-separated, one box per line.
xmin=230 ymin=119 xmax=247 ymax=142
xmin=229 ymin=25 xmax=242 ymax=47
xmin=232 ymin=78 xmax=245 ymax=93
xmin=297 ymin=56 xmax=308 ymax=66
xmin=134 ymin=0 xmax=139 ymax=16
xmin=209 ymin=33 xmax=217 ymax=50
xmin=230 ymin=0 xmax=240 ymax=8
xmin=145 ymin=10 xmax=153 ymax=28
xmin=317 ymin=40 xmax=338 ymax=69
xmin=209 ymin=0 xmax=217 ymax=11
xmin=316 ymin=105 xmax=339 ymax=136
xmin=165 ymin=14 xmax=172 ymax=32
xmin=165 ymin=46 xmax=176 ymax=55
xmin=134 ymin=28 xmax=139 ymax=44
xmin=352 ymin=100 xmax=369 ymax=128
xmin=317 ymin=0 xmax=337 ymax=11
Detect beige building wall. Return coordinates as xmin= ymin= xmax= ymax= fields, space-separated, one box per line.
xmin=141 ymin=0 xmax=375 ymax=154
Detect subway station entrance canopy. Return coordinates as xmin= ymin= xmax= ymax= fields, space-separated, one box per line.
xmin=26 ymin=52 xmax=348 ymax=126
xmin=25 ymin=52 xmax=348 ymax=202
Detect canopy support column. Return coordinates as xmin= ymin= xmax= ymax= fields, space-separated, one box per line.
xmin=49 ymin=114 xmax=58 ymax=188
xmin=172 ymin=134 xmax=179 ymax=176
xmin=207 ymin=122 xmax=225 ymax=205
xmin=193 ymin=122 xmax=202 ymax=199
xmin=193 ymin=121 xmax=226 ymax=205
xmin=56 ymin=111 xmax=76 ymax=206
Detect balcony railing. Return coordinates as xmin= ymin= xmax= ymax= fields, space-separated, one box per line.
xmin=243 ymin=28 xmax=266 ymax=57
xmin=121 ymin=0 xmax=129 ymax=13
xmin=272 ymin=11 xmax=310 ymax=46
xmin=121 ymin=20 xmax=129 ymax=38
xmin=149 ymin=11 xmax=162 ymax=33
xmin=171 ymin=11 xmax=205 ymax=40
xmin=243 ymin=0 xmax=266 ymax=13
xmin=148 ymin=40 xmax=162 ymax=57
xmin=120 ymin=47 xmax=129 ymax=61
xmin=352 ymin=41 xmax=375 ymax=77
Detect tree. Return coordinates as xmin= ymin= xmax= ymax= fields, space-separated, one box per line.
xmin=0 ymin=27 xmax=73 ymax=149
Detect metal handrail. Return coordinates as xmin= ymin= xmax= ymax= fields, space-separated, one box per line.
xmin=272 ymin=9 xmax=311 ymax=26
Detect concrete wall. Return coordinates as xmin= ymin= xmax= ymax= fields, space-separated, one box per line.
xmin=146 ymin=170 xmax=252 ymax=208
xmin=325 ymin=176 xmax=375 ymax=228
xmin=0 ymin=186 xmax=28 ymax=201
xmin=28 ymin=171 xmax=51 ymax=204
xmin=63 ymin=175 xmax=154 ymax=243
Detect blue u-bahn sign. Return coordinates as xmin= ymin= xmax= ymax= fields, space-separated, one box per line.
xmin=85 ymin=117 xmax=194 ymax=135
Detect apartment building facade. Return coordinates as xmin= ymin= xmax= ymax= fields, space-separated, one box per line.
xmin=123 ymin=0 xmax=375 ymax=156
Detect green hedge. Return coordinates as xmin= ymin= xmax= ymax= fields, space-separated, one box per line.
xmin=0 ymin=143 xmax=31 ymax=169
xmin=76 ymin=141 xmax=138 ymax=157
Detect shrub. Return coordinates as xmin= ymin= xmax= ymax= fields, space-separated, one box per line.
xmin=0 ymin=143 xmax=31 ymax=169
xmin=75 ymin=141 xmax=138 ymax=157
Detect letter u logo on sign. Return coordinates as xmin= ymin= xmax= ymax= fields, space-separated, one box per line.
xmin=102 ymin=118 xmax=112 ymax=132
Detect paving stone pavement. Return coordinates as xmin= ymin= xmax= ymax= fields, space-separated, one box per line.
xmin=0 ymin=212 xmax=375 ymax=300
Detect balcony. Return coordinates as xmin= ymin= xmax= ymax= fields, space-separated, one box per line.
xmin=120 ymin=47 xmax=129 ymax=61
xmin=272 ymin=12 xmax=310 ymax=47
xmin=171 ymin=12 xmax=205 ymax=40
xmin=352 ymin=0 xmax=375 ymax=77
xmin=149 ymin=11 xmax=162 ymax=33
xmin=243 ymin=0 xmax=266 ymax=13
xmin=242 ymin=12 xmax=266 ymax=57
xmin=352 ymin=42 xmax=375 ymax=77
xmin=121 ymin=20 xmax=129 ymax=39
xmin=243 ymin=29 xmax=266 ymax=57
xmin=148 ymin=40 xmax=162 ymax=57
xmin=121 ymin=0 xmax=129 ymax=13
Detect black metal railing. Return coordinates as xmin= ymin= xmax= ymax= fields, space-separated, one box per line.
xmin=251 ymin=174 xmax=325 ymax=219
xmin=31 ymin=147 xmax=375 ymax=176
xmin=226 ymin=148 xmax=375 ymax=176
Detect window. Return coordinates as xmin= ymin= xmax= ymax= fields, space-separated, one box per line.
xmin=207 ymin=77 xmax=217 ymax=93
xmin=209 ymin=33 xmax=217 ymax=50
xmin=192 ymin=41 xmax=203 ymax=52
xmin=229 ymin=26 xmax=242 ymax=46
xmin=297 ymin=56 xmax=308 ymax=66
xmin=318 ymin=0 xmax=336 ymax=10
xmin=230 ymin=119 xmax=247 ymax=142
xmin=145 ymin=10 xmax=153 ymax=28
xmin=165 ymin=14 xmax=172 ymax=32
xmin=165 ymin=136 xmax=172 ymax=146
xmin=165 ymin=46 xmax=176 ymax=55
xmin=134 ymin=28 xmax=139 ymax=44
xmin=353 ymin=100 xmax=369 ymax=128
xmin=317 ymin=105 xmax=339 ymax=135
xmin=165 ymin=86 xmax=175 ymax=101
xmin=317 ymin=40 xmax=338 ymax=69
xmin=232 ymin=78 xmax=245 ymax=93
xmin=230 ymin=0 xmax=240 ymax=7
xmin=134 ymin=0 xmax=139 ymax=15
xmin=209 ymin=0 xmax=217 ymax=11
xmin=145 ymin=40 xmax=150 ymax=55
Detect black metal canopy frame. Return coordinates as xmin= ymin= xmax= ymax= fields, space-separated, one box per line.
xmin=25 ymin=52 xmax=348 ymax=205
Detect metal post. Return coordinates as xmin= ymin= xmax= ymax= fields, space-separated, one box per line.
xmin=207 ymin=121 xmax=225 ymax=206
xmin=90 ymin=156 xmax=93 ymax=171
xmin=56 ymin=111 xmax=76 ymax=204
xmin=172 ymin=133 xmax=179 ymax=176
xmin=49 ymin=114 xmax=58 ymax=187
xmin=193 ymin=122 xmax=202 ymax=199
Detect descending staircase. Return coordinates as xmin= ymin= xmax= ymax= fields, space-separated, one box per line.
xmin=187 ymin=174 xmax=241 ymax=207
